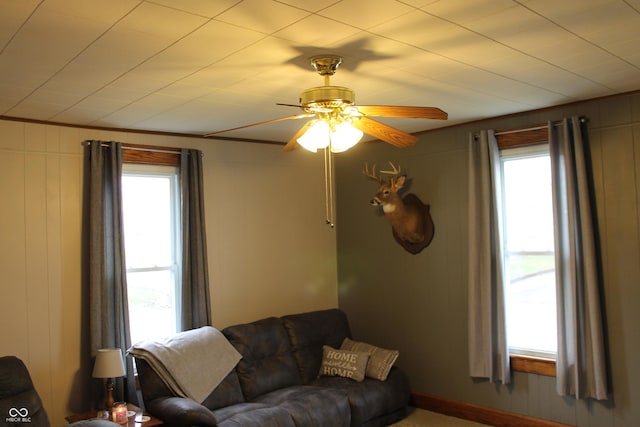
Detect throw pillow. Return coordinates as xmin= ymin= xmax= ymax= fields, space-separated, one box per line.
xmin=340 ymin=338 xmax=399 ymax=381
xmin=318 ymin=345 xmax=370 ymax=382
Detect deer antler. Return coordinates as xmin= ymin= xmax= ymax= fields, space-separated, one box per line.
xmin=379 ymin=161 xmax=402 ymax=176
xmin=363 ymin=163 xmax=382 ymax=183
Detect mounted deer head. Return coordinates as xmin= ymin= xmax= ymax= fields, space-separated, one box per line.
xmin=364 ymin=162 xmax=434 ymax=253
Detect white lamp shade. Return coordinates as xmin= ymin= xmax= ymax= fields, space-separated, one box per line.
xmin=330 ymin=122 xmax=363 ymax=153
xmin=92 ymin=348 xmax=126 ymax=378
xmin=297 ymin=120 xmax=330 ymax=153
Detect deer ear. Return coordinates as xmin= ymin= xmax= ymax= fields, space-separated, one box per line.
xmin=394 ymin=175 xmax=407 ymax=189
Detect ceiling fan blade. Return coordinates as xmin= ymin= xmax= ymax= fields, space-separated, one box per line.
xmin=282 ymin=120 xmax=315 ymax=152
xmin=276 ymin=103 xmax=304 ymax=108
xmin=204 ymin=114 xmax=313 ymax=137
xmin=356 ymin=105 xmax=448 ymax=120
xmin=351 ymin=116 xmax=417 ymax=148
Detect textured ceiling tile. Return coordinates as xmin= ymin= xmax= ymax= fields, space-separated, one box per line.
xmin=420 ymin=0 xmax=516 ymax=24
xmin=319 ymin=0 xmax=416 ymax=29
xmin=272 ymin=14 xmax=362 ymax=45
xmin=145 ymin=0 xmax=241 ymax=18
xmin=276 ymin=0 xmax=343 ymax=13
xmin=216 ymin=0 xmax=310 ymax=34
xmin=115 ymin=2 xmax=209 ymax=41
xmin=103 ymin=20 xmax=266 ymax=93
xmin=2 ymin=1 xmax=640 ymax=140
xmin=0 ymin=0 xmax=40 ymax=47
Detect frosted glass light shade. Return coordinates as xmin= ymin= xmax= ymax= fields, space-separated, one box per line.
xmin=330 ymin=122 xmax=363 ymax=153
xmin=297 ymin=121 xmax=330 ymax=152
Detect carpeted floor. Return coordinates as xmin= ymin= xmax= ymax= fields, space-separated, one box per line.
xmin=390 ymin=408 xmax=491 ymax=426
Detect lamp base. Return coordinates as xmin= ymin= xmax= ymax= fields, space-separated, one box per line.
xmin=104 ymin=378 xmax=114 ymax=411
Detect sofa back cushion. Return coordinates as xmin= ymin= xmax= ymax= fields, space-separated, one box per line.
xmin=0 ymin=356 xmax=50 ymax=427
xmin=135 ymin=358 xmax=244 ymax=411
xmin=200 ymin=370 xmax=245 ymax=410
xmin=223 ymin=317 xmax=301 ymax=401
xmin=281 ymin=309 xmax=352 ymax=383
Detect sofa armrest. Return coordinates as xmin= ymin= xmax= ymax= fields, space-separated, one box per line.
xmin=146 ymin=396 xmax=219 ymax=427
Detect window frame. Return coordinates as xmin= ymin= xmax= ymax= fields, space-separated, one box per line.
xmin=122 ymin=143 xmax=180 ymax=166
xmin=495 ymin=125 xmax=557 ymax=377
xmin=122 ymin=144 xmax=183 ymax=345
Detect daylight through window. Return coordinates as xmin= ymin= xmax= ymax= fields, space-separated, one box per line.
xmin=122 ymin=164 xmax=181 ymax=345
xmin=500 ymin=145 xmax=557 ymax=359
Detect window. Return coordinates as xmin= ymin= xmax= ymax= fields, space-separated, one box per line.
xmin=122 ymin=164 xmax=181 ymax=345
xmin=500 ymin=145 xmax=557 ymax=361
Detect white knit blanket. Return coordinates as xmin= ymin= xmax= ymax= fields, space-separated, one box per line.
xmin=128 ymin=326 xmax=241 ymax=403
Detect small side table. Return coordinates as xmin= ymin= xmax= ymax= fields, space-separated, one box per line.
xmin=65 ymin=403 xmax=163 ymax=426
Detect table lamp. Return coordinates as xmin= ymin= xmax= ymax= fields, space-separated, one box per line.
xmin=92 ymin=348 xmax=126 ymax=410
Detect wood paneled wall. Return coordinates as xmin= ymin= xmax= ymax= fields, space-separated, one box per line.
xmin=0 ymin=121 xmax=339 ymax=423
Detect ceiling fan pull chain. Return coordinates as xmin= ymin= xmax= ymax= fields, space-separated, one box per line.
xmin=324 ymin=145 xmax=335 ymax=228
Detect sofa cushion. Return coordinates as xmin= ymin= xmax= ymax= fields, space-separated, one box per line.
xmin=319 ymin=346 xmax=370 ymax=382
xmin=0 ymin=356 xmax=50 ymax=427
xmin=144 ymin=396 xmax=219 ymax=427
xmin=282 ymin=309 xmax=352 ymax=383
xmin=341 ymin=338 xmax=399 ymax=381
xmin=223 ymin=317 xmax=301 ymax=401
xmin=212 ymin=402 xmax=296 ymax=427
xmin=312 ymin=367 xmax=410 ymax=426
xmin=253 ymin=385 xmax=351 ymax=427
xmin=200 ymin=370 xmax=245 ymax=410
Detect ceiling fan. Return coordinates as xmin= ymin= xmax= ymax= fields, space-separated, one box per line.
xmin=205 ymin=55 xmax=448 ymax=152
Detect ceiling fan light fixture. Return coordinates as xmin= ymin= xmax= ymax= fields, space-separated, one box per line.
xmin=297 ymin=120 xmax=330 ymax=152
xmin=296 ymin=117 xmax=363 ymax=153
xmin=330 ymin=121 xmax=363 ymax=153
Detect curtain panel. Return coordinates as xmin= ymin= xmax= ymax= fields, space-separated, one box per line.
xmin=82 ymin=143 xmax=213 ymax=410
xmin=82 ymin=140 xmax=137 ymax=406
xmin=180 ymin=148 xmax=212 ymax=330
xmin=467 ymin=130 xmax=511 ymax=384
xmin=549 ymin=117 xmax=609 ymax=400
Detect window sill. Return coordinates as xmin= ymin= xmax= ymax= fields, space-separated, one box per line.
xmin=510 ymin=354 xmax=556 ymax=377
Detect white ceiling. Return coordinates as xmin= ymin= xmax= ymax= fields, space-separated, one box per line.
xmin=2 ymin=0 xmax=640 ymax=145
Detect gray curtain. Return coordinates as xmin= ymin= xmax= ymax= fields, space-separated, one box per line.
xmin=180 ymin=149 xmax=211 ymax=330
xmin=82 ymin=140 xmax=137 ymax=406
xmin=549 ymin=117 xmax=608 ymax=399
xmin=467 ymin=130 xmax=511 ymax=384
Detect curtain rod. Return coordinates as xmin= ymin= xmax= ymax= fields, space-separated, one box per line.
xmin=494 ymin=125 xmax=547 ymax=136
xmin=492 ymin=116 xmax=587 ymax=137
xmin=82 ymin=140 xmax=182 ymax=155
xmin=123 ymin=145 xmax=182 ymax=155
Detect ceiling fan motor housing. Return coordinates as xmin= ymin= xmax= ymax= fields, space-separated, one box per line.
xmin=300 ymin=86 xmax=355 ymax=111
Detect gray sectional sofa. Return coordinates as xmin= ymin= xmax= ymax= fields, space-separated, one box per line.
xmin=134 ymin=309 xmax=411 ymax=426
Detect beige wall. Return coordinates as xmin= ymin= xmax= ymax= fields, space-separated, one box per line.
xmin=0 ymin=120 xmax=338 ymax=424
xmin=335 ymin=91 xmax=640 ymax=426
